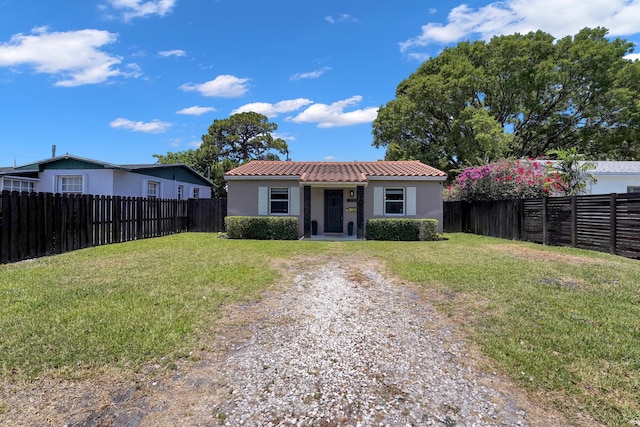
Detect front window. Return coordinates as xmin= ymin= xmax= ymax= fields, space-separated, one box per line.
xmin=58 ymin=176 xmax=83 ymax=194
xmin=628 ymin=186 xmax=640 ymax=193
xmin=385 ymin=188 xmax=404 ymax=215
xmin=270 ymin=187 xmax=289 ymax=214
xmin=147 ymin=181 xmax=160 ymax=199
xmin=3 ymin=178 xmax=35 ymax=192
xmin=192 ymin=187 xmax=200 ymax=199
xmin=177 ymin=185 xmax=184 ymax=200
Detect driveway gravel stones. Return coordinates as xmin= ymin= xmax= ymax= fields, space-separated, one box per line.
xmin=140 ymin=257 xmax=574 ymax=426
xmin=2 ymin=256 xmax=586 ymax=426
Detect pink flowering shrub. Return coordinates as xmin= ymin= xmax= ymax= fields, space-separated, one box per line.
xmin=444 ymin=159 xmax=563 ymax=201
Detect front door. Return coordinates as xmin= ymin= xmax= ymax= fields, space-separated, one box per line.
xmin=324 ymin=189 xmax=343 ymax=233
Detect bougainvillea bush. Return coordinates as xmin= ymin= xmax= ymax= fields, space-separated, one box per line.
xmin=444 ymin=159 xmax=563 ymax=201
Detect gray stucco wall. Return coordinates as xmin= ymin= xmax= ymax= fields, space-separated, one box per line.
xmin=365 ymin=179 xmax=444 ymax=233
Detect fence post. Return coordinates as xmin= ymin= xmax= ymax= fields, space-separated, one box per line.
xmin=610 ymin=193 xmax=617 ymax=255
xmin=571 ymin=196 xmax=577 ymax=248
xmin=542 ymin=197 xmax=548 ymax=246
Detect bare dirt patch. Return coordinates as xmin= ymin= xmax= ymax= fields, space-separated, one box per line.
xmin=0 ymin=255 xmax=601 ymax=426
xmin=487 ymin=243 xmax=621 ymax=267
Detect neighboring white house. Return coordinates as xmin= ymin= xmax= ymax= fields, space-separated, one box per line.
xmin=584 ymin=161 xmax=640 ymax=195
xmin=0 ymin=154 xmax=213 ymax=199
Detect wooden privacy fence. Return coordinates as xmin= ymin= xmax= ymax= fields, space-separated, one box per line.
xmin=0 ymin=191 xmax=227 ymax=264
xmin=444 ymin=193 xmax=640 ymax=259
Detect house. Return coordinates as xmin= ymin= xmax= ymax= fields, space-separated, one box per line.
xmin=584 ymin=161 xmax=640 ymax=195
xmin=224 ymin=160 xmax=447 ymax=238
xmin=0 ymin=154 xmax=213 ymax=199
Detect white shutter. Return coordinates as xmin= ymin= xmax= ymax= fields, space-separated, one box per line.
xmin=142 ymin=179 xmax=148 ymax=197
xmin=406 ymin=187 xmax=416 ymax=216
xmin=290 ymin=186 xmax=300 ymax=216
xmin=258 ymin=186 xmax=268 ymax=215
xmin=373 ymin=187 xmax=383 ymax=216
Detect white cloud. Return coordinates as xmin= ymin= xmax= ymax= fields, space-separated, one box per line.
xmin=232 ymin=98 xmax=313 ymax=117
xmin=176 ymin=106 xmax=216 ymax=115
xmin=401 ymin=0 xmax=640 ymax=54
xmin=110 ymin=118 xmax=172 ymax=133
xmin=290 ymin=67 xmax=332 ymax=81
xmin=626 ymin=53 xmax=640 ymax=61
xmin=288 ymin=96 xmax=378 ymax=128
xmin=0 ymin=27 xmax=124 ymax=87
xmin=104 ymin=0 xmax=176 ymax=21
xmin=188 ymin=140 xmax=202 ymax=147
xmin=272 ymin=132 xmax=296 ymax=142
xmin=159 ymin=49 xmax=186 ymax=57
xmin=325 ymin=14 xmax=359 ymax=24
xmin=179 ymin=75 xmax=250 ymax=97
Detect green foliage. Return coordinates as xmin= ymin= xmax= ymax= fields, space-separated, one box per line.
xmin=201 ymin=112 xmax=289 ymax=163
xmin=365 ymin=218 xmax=439 ymax=241
xmin=373 ymin=27 xmax=640 ymax=176
xmin=546 ymin=148 xmax=597 ymax=196
xmin=225 ymin=216 xmax=298 ymax=240
xmin=154 ymin=112 xmax=288 ymax=197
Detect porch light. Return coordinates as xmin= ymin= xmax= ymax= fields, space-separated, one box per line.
xmin=349 ymin=190 xmax=354 ymax=197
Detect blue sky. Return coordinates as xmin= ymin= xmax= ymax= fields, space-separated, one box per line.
xmin=1 ymin=0 xmax=640 ymax=168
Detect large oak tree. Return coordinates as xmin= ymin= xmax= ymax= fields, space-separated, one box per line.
xmin=372 ymin=27 xmax=640 ymax=175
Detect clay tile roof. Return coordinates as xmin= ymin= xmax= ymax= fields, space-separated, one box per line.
xmin=224 ymin=160 xmax=446 ymax=182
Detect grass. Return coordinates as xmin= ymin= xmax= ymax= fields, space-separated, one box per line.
xmin=0 ymin=233 xmax=328 ymax=378
xmin=345 ymin=234 xmax=640 ymax=426
xmin=1 ymin=232 xmax=639 ymax=425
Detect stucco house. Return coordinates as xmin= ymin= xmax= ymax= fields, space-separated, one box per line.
xmin=224 ymin=160 xmax=447 ymax=238
xmin=583 ymin=161 xmax=640 ymax=195
xmin=0 ymin=154 xmax=213 ymax=199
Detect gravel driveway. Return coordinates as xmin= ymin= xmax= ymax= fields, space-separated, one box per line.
xmin=3 ymin=256 xmax=582 ymax=426
xmin=137 ymin=256 xmax=574 ymax=426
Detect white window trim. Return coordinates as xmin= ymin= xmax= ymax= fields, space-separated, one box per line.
xmin=192 ymin=186 xmax=200 ymax=199
xmin=374 ymin=186 xmax=417 ymax=217
xmin=55 ymin=174 xmax=86 ymax=194
xmin=177 ymin=185 xmax=184 ymax=200
xmin=143 ymin=179 xmax=162 ymax=199
xmin=384 ymin=187 xmax=405 ymax=216
xmin=2 ymin=177 xmax=37 ymax=192
xmin=269 ymin=187 xmax=290 ymax=215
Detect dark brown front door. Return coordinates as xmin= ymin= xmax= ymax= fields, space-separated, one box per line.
xmin=324 ymin=190 xmax=343 ymax=233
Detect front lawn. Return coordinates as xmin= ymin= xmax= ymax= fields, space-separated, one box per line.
xmin=1 ymin=232 xmax=638 ymax=425
xmin=347 ymin=234 xmax=640 ymax=426
xmin=0 ymin=233 xmax=328 ymax=378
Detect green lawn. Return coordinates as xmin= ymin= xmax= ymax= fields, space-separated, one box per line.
xmin=1 ymin=232 xmax=639 ymax=425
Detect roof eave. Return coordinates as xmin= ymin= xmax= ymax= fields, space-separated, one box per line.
xmin=367 ymin=175 xmax=447 ymax=181
xmin=224 ymin=175 xmax=301 ymax=181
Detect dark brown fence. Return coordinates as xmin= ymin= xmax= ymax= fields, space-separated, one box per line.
xmin=0 ymin=190 xmax=227 ymax=264
xmin=444 ymin=193 xmax=640 ymax=259
xmin=188 ymin=198 xmax=227 ymax=232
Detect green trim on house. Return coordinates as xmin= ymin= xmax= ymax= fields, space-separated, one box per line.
xmin=14 ymin=156 xmax=122 ymax=172
xmin=129 ymin=165 xmax=212 ymax=187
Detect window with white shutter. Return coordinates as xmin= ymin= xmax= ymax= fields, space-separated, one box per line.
xmin=406 ymin=187 xmax=416 ymax=216
xmin=290 ymin=186 xmax=300 ymax=216
xmin=258 ymin=187 xmax=268 ymax=215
